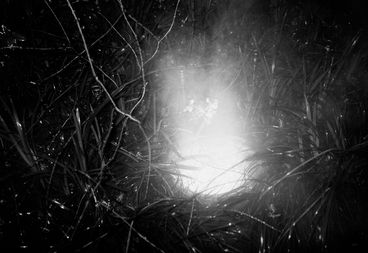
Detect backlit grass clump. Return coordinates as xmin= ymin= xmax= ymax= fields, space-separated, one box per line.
xmin=0 ymin=0 xmax=367 ymax=252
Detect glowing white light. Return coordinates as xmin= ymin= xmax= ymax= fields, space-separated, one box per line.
xmin=174 ymin=95 xmax=249 ymax=195
xmin=176 ymin=134 xmax=246 ymax=195
xmin=158 ymin=56 xmax=255 ymax=196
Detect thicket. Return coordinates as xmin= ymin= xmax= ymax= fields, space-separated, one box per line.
xmin=0 ymin=0 xmax=367 ymax=252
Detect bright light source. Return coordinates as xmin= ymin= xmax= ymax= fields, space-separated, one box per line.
xmin=157 ymin=58 xmax=253 ymax=196
xmin=172 ymin=93 xmax=250 ymax=195
xmin=176 ymin=134 xmax=246 ymax=195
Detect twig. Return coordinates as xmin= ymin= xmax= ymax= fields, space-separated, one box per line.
xmin=117 ymin=0 xmax=146 ymax=115
xmin=66 ymin=0 xmax=139 ymax=124
xmin=144 ymin=0 xmax=181 ymax=65
xmin=117 ymin=0 xmax=152 ymax=198
xmin=97 ymin=11 xmax=141 ymax=69
xmin=41 ymin=13 xmax=122 ymax=82
xmin=44 ymin=0 xmax=71 ymax=44
xmin=128 ymin=14 xmax=158 ymax=40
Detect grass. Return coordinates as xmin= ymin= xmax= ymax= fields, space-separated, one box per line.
xmin=1 ymin=0 xmax=368 ymax=252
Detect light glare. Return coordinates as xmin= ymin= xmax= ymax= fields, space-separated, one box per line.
xmin=177 ymin=134 xmax=246 ymax=194
xmin=173 ymin=94 xmax=248 ymax=195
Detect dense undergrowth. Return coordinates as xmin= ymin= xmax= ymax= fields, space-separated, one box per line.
xmin=1 ymin=0 xmax=368 ymax=252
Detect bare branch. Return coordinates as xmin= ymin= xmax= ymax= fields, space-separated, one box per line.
xmin=44 ymin=0 xmax=71 ymax=44
xmin=65 ymin=0 xmax=139 ymax=124
xmin=144 ymin=0 xmax=181 ymax=65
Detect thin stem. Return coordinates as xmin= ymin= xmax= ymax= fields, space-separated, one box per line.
xmin=66 ymin=0 xmax=139 ymax=123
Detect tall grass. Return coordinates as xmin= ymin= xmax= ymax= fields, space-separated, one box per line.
xmin=0 ymin=0 xmax=367 ymax=252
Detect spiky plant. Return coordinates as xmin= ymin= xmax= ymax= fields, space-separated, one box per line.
xmin=1 ymin=0 xmax=368 ymax=252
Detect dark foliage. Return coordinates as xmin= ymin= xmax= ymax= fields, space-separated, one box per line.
xmin=1 ymin=0 xmax=368 ymax=252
